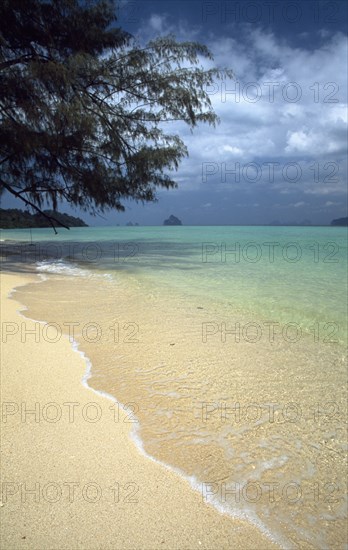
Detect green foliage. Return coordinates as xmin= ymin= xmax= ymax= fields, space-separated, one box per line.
xmin=0 ymin=0 xmax=232 ymax=230
xmin=0 ymin=208 xmax=87 ymax=228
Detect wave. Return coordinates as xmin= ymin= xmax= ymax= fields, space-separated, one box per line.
xmin=36 ymin=259 xmax=113 ymax=281
xmin=8 ymin=269 xmax=286 ymax=548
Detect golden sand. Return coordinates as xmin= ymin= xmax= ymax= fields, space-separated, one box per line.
xmin=11 ymin=270 xmax=347 ymax=548
xmin=0 ymin=272 xmax=280 ymax=549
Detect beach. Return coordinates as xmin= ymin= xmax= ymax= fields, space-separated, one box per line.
xmin=1 ymin=225 xmax=347 ymax=549
xmin=1 ymin=0 xmax=347 ymax=544
xmin=1 ymin=270 xmax=280 ymax=550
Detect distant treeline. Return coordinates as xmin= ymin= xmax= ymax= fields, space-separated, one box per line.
xmin=330 ymin=217 xmax=348 ymax=226
xmin=0 ymin=208 xmax=88 ymax=229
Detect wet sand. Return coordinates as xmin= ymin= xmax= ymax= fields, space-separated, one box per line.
xmin=0 ymin=271 xmax=279 ymax=550
xmin=11 ymin=267 xmax=347 ymax=549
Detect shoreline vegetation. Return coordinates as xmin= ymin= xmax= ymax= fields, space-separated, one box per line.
xmin=0 ymin=269 xmax=279 ymax=549
xmin=1 ymin=209 xmax=347 ymax=230
xmin=0 ymin=208 xmax=88 ymax=229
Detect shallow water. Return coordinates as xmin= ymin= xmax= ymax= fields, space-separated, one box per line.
xmin=3 ymin=225 xmax=347 ymax=548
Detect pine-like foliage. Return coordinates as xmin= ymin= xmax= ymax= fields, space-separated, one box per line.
xmin=0 ymin=0 xmax=232 ymax=230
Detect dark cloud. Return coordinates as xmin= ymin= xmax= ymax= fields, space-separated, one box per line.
xmin=2 ymin=0 xmax=347 ymax=225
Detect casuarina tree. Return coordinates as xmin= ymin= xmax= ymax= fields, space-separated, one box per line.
xmin=0 ymin=0 xmax=232 ymax=230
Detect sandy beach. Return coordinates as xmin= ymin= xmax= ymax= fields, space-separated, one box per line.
xmin=1 ymin=0 xmax=347 ymax=544
xmin=0 ymin=271 xmax=279 ymax=550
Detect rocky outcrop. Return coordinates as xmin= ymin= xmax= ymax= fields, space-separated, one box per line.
xmin=163 ymin=215 xmax=182 ymax=226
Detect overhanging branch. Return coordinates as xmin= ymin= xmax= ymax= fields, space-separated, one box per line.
xmin=0 ymin=180 xmax=70 ymax=233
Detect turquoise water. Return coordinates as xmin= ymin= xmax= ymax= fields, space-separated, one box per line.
xmin=2 ymin=225 xmax=348 ymax=548
xmin=2 ymin=225 xmax=347 ymax=344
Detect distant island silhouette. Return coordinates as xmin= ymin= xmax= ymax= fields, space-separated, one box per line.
xmin=163 ymin=215 xmax=182 ymax=226
xmin=330 ymin=217 xmax=348 ymax=226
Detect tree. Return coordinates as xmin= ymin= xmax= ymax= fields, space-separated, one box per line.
xmin=0 ymin=0 xmax=232 ymax=231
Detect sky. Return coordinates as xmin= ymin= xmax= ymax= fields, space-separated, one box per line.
xmin=2 ymin=0 xmax=348 ymax=225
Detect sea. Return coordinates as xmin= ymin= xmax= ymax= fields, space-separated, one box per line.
xmin=1 ymin=225 xmax=347 ymax=549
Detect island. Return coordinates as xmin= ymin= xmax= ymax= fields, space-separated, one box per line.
xmin=0 ymin=208 xmax=88 ymax=229
xmin=163 ymin=215 xmax=182 ymax=226
xmin=330 ymin=217 xmax=348 ymax=226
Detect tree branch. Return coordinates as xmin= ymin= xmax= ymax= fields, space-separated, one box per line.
xmin=0 ymin=180 xmax=70 ymax=233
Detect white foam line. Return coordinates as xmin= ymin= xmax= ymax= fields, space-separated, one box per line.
xmin=7 ymin=272 xmax=289 ymax=549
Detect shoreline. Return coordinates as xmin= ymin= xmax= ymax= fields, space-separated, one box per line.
xmin=1 ymin=270 xmax=280 ymax=549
